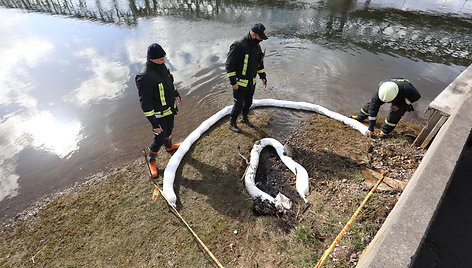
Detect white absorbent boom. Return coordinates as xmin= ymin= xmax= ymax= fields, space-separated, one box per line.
xmin=162 ymin=99 xmax=368 ymax=207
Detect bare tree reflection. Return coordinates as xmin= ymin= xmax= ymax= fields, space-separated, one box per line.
xmin=0 ymin=0 xmax=470 ymax=66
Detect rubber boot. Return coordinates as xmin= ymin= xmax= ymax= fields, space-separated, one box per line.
xmin=229 ymin=119 xmax=242 ymax=133
xmin=164 ymin=137 xmax=180 ymax=153
xmin=351 ymin=114 xmax=366 ymax=122
xmin=148 ymin=150 xmax=158 ymax=177
xmin=379 ymin=131 xmax=388 ymax=139
xmin=240 ymin=116 xmax=254 ymax=128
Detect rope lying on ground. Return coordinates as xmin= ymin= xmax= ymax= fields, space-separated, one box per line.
xmin=142 ymin=149 xmax=224 ymax=268
xmin=314 ymin=171 xmax=386 ymax=268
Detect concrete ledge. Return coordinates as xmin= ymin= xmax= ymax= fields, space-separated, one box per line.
xmin=357 ymin=74 xmax=472 ymax=267
xmin=429 ymin=64 xmax=472 ymax=115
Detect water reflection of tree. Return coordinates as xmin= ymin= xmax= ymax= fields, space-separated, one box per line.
xmin=343 ymin=8 xmax=472 ymax=66
xmin=0 ymin=0 xmax=470 ymax=66
xmin=0 ymin=0 xmax=134 ymax=24
xmin=324 ymin=0 xmax=357 ymax=37
xmin=297 ymin=0 xmax=471 ymax=66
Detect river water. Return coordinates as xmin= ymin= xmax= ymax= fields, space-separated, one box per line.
xmin=0 ymin=0 xmax=470 ymax=222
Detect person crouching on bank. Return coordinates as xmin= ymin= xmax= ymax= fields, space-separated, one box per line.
xmin=351 ymin=78 xmax=421 ymax=138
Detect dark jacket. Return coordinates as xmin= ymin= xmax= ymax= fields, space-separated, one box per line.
xmin=367 ymin=78 xmax=421 ymax=130
xmin=136 ymin=61 xmax=180 ymax=129
xmin=225 ymin=33 xmax=266 ymax=87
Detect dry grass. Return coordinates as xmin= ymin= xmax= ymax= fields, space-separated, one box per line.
xmin=0 ymin=110 xmax=424 ymax=267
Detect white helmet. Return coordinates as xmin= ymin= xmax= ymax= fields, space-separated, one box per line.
xmin=378 ymin=82 xmax=399 ymax=102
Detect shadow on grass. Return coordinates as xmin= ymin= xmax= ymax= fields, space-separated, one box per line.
xmin=289 ymin=147 xmax=365 ymax=182
xmin=175 ymin=153 xmax=251 ymax=220
xmin=171 ymin=116 xmax=271 ymax=222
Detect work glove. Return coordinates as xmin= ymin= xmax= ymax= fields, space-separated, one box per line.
xmin=406 ymin=104 xmax=415 ymax=112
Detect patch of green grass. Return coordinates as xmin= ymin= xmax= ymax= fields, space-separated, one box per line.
xmin=349 ymin=222 xmax=368 ymax=250
xmin=349 ymin=191 xmax=365 ymax=203
xmin=213 ymin=220 xmax=227 ymax=233
xmin=350 ymin=171 xmax=365 ymax=184
xmin=317 ymin=223 xmax=332 ymax=236
xmin=294 ymin=224 xmax=315 ymax=246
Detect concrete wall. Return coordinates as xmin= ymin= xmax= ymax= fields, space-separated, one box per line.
xmin=356 ymin=66 xmax=472 ymax=268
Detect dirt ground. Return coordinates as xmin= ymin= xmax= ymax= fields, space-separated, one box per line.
xmin=0 ymin=109 xmax=425 ymax=267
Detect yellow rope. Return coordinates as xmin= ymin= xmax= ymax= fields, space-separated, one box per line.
xmin=154 ymin=183 xmax=224 ymax=268
xmin=142 ymin=149 xmax=224 ymax=268
xmin=315 ymin=171 xmax=386 ymax=268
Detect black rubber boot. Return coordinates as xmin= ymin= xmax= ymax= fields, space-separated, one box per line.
xmin=163 ymin=138 xmax=172 ymax=149
xmin=241 ymin=116 xmax=254 ymax=128
xmin=229 ymin=119 xmax=242 ymax=133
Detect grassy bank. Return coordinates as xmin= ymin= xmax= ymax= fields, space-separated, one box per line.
xmin=0 ymin=110 xmax=424 ymax=267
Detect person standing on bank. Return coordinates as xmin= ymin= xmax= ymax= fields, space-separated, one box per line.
xmin=136 ymin=43 xmax=182 ymax=177
xmin=351 ymin=78 xmax=421 ymax=138
xmin=225 ymin=23 xmax=268 ymax=133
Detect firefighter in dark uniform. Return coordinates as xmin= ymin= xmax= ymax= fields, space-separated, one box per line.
xmin=225 ymin=23 xmax=268 ymax=133
xmin=351 ymin=78 xmax=421 ymax=138
xmin=136 ymin=43 xmax=182 ymax=177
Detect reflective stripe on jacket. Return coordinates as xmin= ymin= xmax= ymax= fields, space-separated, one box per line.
xmin=136 ymin=61 xmax=180 ymax=128
xmin=367 ymin=77 xmax=421 ymax=130
xmin=225 ymin=33 xmax=266 ymax=87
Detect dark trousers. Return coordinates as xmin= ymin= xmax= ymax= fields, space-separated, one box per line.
xmin=356 ymin=101 xmax=407 ymax=133
xmin=231 ymin=83 xmax=255 ymax=123
xmin=149 ymin=114 xmax=174 ymax=157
